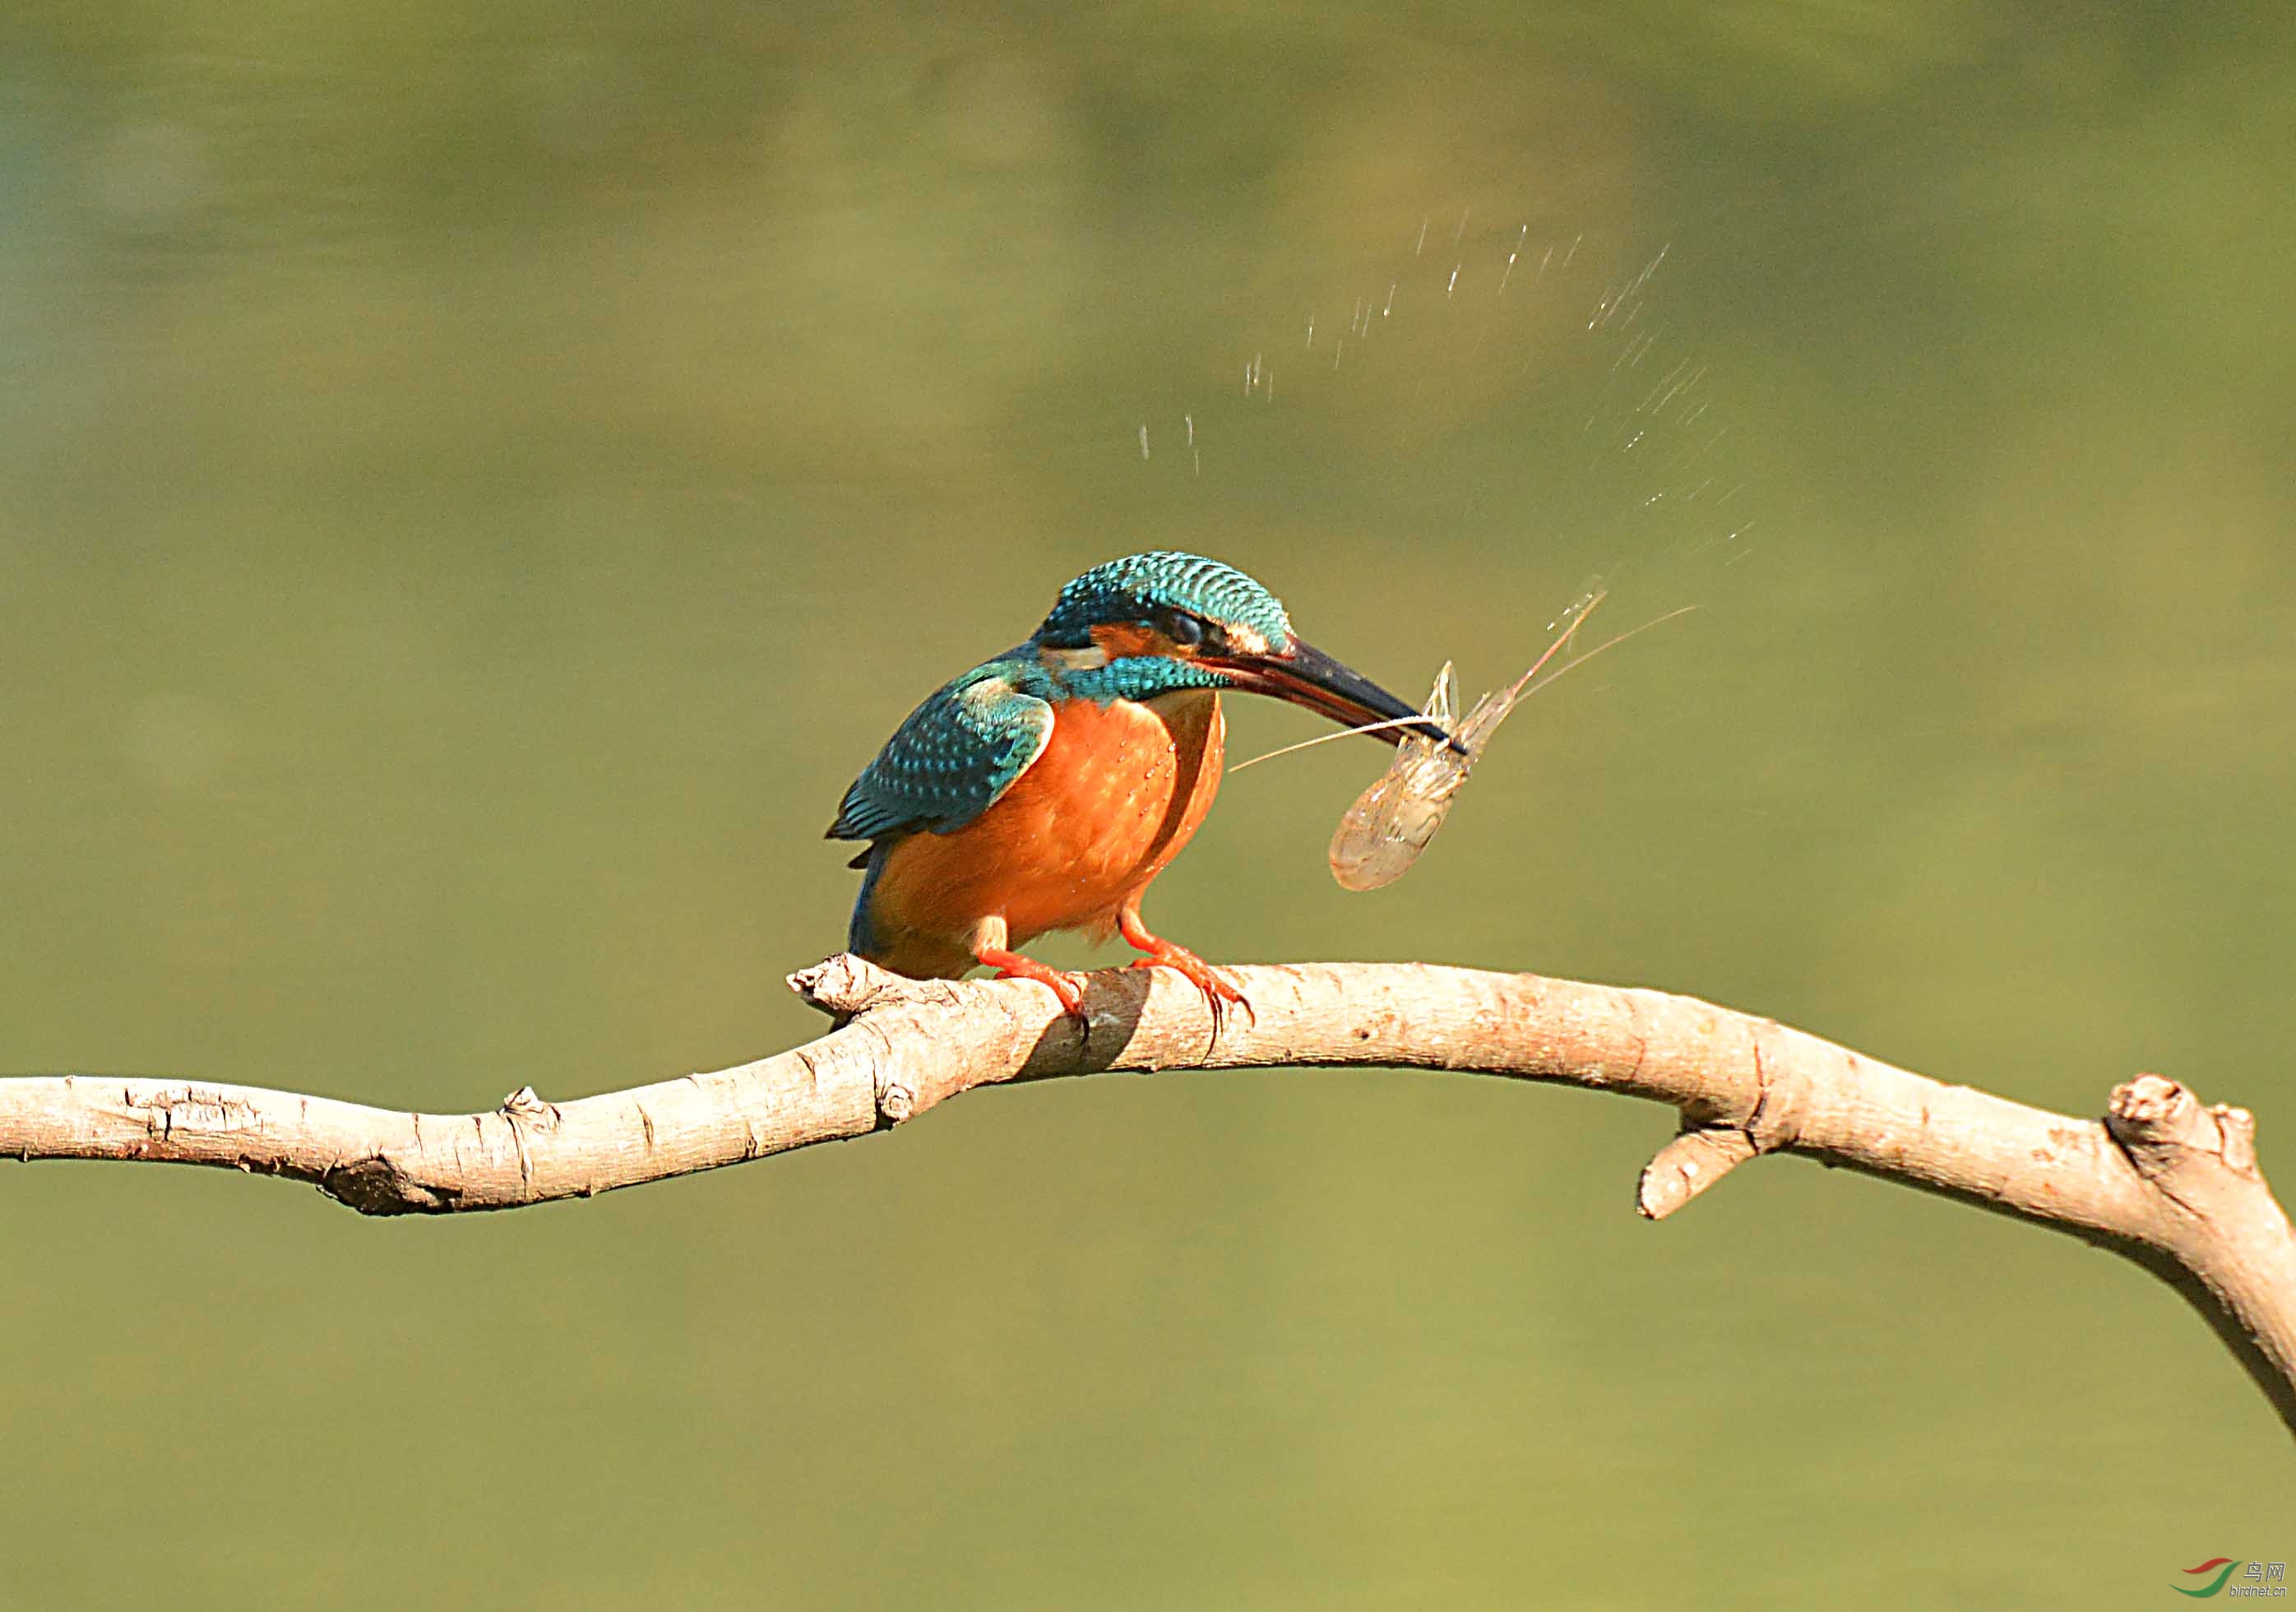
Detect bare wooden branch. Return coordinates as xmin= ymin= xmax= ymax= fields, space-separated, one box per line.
xmin=6 ymin=955 xmax=2293 ymax=1434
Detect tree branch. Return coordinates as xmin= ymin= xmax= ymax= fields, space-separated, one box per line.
xmin=6 ymin=956 xmax=2293 ymax=1434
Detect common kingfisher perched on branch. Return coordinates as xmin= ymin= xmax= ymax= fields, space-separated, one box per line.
xmin=829 ymin=551 xmax=1451 ymax=1014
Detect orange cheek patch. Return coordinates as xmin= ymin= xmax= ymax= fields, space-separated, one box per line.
xmin=1090 ymin=622 xmax=1173 ymax=659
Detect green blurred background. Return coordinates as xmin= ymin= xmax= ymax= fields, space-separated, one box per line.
xmin=4 ymin=0 xmax=2292 ymax=1603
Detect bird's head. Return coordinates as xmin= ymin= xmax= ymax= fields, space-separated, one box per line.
xmin=1034 ymin=551 xmax=1458 ymax=748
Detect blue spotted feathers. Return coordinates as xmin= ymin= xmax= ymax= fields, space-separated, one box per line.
xmin=828 ymin=651 xmax=1054 ymax=842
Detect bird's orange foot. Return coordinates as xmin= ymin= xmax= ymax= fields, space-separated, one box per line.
xmin=1118 ymin=933 xmax=1252 ymax=1022
xmin=1114 ymin=905 xmax=1251 ymax=1019
xmin=976 ymin=947 xmax=1090 ymax=1020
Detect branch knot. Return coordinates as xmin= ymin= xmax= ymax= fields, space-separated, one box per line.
xmin=2106 ymin=1074 xmax=2228 ymax=1180
xmin=790 ymin=954 xmax=915 ymax=1017
xmin=877 ymin=1072 xmax=917 ymax=1125
xmin=499 ymin=1086 xmax=558 ymax=1125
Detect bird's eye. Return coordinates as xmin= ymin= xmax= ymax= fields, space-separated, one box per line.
xmin=1165 ymin=613 xmax=1206 ymax=648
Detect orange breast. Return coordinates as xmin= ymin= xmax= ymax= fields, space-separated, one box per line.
xmin=865 ymin=689 xmax=1225 ymax=970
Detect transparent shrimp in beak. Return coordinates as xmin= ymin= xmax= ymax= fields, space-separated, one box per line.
xmin=1223 ymin=586 xmax=1687 ymax=891
xmin=1328 ymin=589 xmax=1607 ymax=892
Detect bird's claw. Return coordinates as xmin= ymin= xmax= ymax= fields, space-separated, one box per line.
xmin=1127 ymin=950 xmax=1254 ymax=1026
xmin=989 ymin=959 xmax=1091 ymax=1021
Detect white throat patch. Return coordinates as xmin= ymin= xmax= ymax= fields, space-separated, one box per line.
xmin=1040 ymin=645 xmax=1110 ymax=671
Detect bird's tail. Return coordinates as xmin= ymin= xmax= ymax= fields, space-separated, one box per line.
xmin=846 ymin=841 xmax=892 ymax=959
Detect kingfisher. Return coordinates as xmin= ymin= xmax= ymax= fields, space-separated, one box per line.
xmin=828 ymin=551 xmax=1453 ymax=1013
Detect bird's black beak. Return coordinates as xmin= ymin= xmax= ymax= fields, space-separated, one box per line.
xmin=1208 ymin=637 xmax=1465 ymax=753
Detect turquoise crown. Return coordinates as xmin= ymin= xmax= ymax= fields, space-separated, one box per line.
xmin=1036 ymin=552 xmax=1294 ymax=652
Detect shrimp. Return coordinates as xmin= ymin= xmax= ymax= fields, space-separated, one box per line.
xmin=1328 ymin=587 xmax=1624 ymax=892
xmin=1326 ymin=662 xmax=1471 ymax=891
xmin=1224 ymin=584 xmax=1689 ymax=892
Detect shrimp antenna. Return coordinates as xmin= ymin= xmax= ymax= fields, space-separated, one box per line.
xmin=1228 ymin=713 xmax=1455 ymax=772
xmin=1511 ymin=603 xmax=1698 ymax=696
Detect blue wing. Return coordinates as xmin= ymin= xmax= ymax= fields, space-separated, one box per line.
xmin=827 ymin=655 xmax=1056 ymax=843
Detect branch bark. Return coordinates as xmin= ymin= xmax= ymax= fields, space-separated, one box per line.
xmin=6 ymin=957 xmax=2293 ymax=1434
